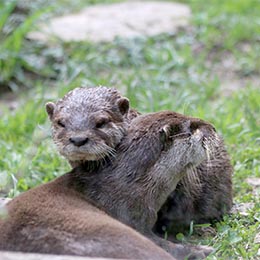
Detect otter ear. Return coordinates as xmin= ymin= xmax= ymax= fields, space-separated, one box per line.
xmin=117 ymin=97 xmax=129 ymax=115
xmin=45 ymin=102 xmax=56 ymax=120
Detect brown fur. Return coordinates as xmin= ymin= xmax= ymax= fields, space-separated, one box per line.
xmin=46 ymin=86 xmax=232 ymax=234
xmin=0 ymin=177 xmax=174 ymax=260
xmin=68 ymin=111 xmax=216 ymax=259
xmin=46 ymin=86 xmax=139 ymax=167
xmin=0 ymin=111 xmax=216 ymax=260
xmin=44 ymin=87 xmax=233 ymax=252
xmin=155 ymin=137 xmax=233 ymax=235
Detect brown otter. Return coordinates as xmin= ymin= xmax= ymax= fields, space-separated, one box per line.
xmin=46 ymin=86 xmax=232 ymax=234
xmin=46 ymin=86 xmax=139 ymax=167
xmin=0 ymin=111 xmax=213 ymax=260
xmin=155 ymin=135 xmax=233 ymax=235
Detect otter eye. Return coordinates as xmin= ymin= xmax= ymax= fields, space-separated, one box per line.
xmin=96 ymin=118 xmax=109 ymax=129
xmin=57 ymin=120 xmax=65 ymax=128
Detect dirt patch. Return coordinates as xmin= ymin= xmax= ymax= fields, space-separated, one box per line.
xmin=246 ymin=177 xmax=260 ymax=197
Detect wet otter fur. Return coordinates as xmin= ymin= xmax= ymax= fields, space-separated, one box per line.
xmin=0 ymin=111 xmax=215 ymax=260
xmin=0 ymin=176 xmax=174 ymax=260
xmin=46 ymin=86 xmax=233 ymax=234
xmin=46 ymin=86 xmax=139 ymax=167
xmin=155 ymin=136 xmax=233 ymax=235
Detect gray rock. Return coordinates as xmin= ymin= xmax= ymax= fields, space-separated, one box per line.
xmin=28 ymin=1 xmax=191 ymax=43
xmin=0 ymin=198 xmax=11 ymax=206
xmin=0 ymin=251 xmax=126 ymax=260
xmin=230 ymin=202 xmax=255 ymax=216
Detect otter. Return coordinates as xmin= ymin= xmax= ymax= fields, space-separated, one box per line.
xmin=155 ymin=135 xmax=233 ymax=235
xmin=46 ymin=86 xmax=233 ymax=234
xmin=46 ymin=86 xmax=139 ymax=167
xmin=0 ymin=111 xmax=214 ymax=260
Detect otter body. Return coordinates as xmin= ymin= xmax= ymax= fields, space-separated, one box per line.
xmin=70 ymin=111 xmax=216 ymax=259
xmin=46 ymin=86 xmax=233 ymax=234
xmin=155 ymin=137 xmax=233 ymax=235
xmin=0 ymin=177 xmax=174 ymax=260
xmin=0 ymin=111 xmax=214 ymax=260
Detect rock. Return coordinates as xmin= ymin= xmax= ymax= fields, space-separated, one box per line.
xmin=0 ymin=198 xmax=11 ymax=219
xmin=0 ymin=198 xmax=11 ymax=206
xmin=246 ymin=177 xmax=260 ymax=188
xmin=255 ymin=233 xmax=260 ymax=244
xmin=0 ymin=251 xmax=125 ymax=260
xmin=28 ymin=1 xmax=191 ymax=43
xmin=230 ymin=202 xmax=255 ymax=216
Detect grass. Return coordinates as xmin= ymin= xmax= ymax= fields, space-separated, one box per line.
xmin=0 ymin=0 xmax=260 ymax=258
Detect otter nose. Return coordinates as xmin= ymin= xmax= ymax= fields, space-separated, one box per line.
xmin=69 ymin=137 xmax=89 ymax=147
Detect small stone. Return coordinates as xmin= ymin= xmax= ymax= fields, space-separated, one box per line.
xmin=28 ymin=1 xmax=191 ymax=43
xmin=254 ymin=232 xmax=260 ymax=244
xmin=246 ymin=177 xmax=260 ymax=187
xmin=0 ymin=251 xmax=119 ymax=260
xmin=230 ymin=202 xmax=255 ymax=216
xmin=0 ymin=197 xmax=11 ymax=206
xmin=0 ymin=198 xmax=10 ymax=220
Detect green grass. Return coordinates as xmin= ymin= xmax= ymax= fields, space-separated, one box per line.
xmin=1 ymin=0 xmax=260 ymax=258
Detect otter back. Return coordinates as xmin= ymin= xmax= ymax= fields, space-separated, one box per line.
xmin=0 ymin=177 xmax=174 ymax=260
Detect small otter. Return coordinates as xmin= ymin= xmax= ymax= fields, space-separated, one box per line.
xmin=46 ymin=86 xmax=139 ymax=167
xmin=0 ymin=111 xmax=213 ymax=260
xmin=46 ymin=86 xmax=233 ymax=234
xmin=155 ymin=135 xmax=233 ymax=235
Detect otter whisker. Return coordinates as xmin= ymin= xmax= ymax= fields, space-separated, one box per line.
xmin=181 ymin=166 xmax=201 ymax=198
xmin=106 ymin=147 xmax=117 ymax=158
xmin=203 ymin=140 xmax=212 ymax=163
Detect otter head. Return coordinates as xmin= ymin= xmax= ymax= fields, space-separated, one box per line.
xmin=46 ymin=86 xmax=130 ymax=167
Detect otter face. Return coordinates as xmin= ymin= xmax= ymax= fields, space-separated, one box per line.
xmin=45 ymin=87 xmax=130 ymax=165
xmin=50 ymin=110 xmax=126 ymax=163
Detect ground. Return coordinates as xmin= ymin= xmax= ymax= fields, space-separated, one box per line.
xmin=0 ymin=0 xmax=260 ymax=259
